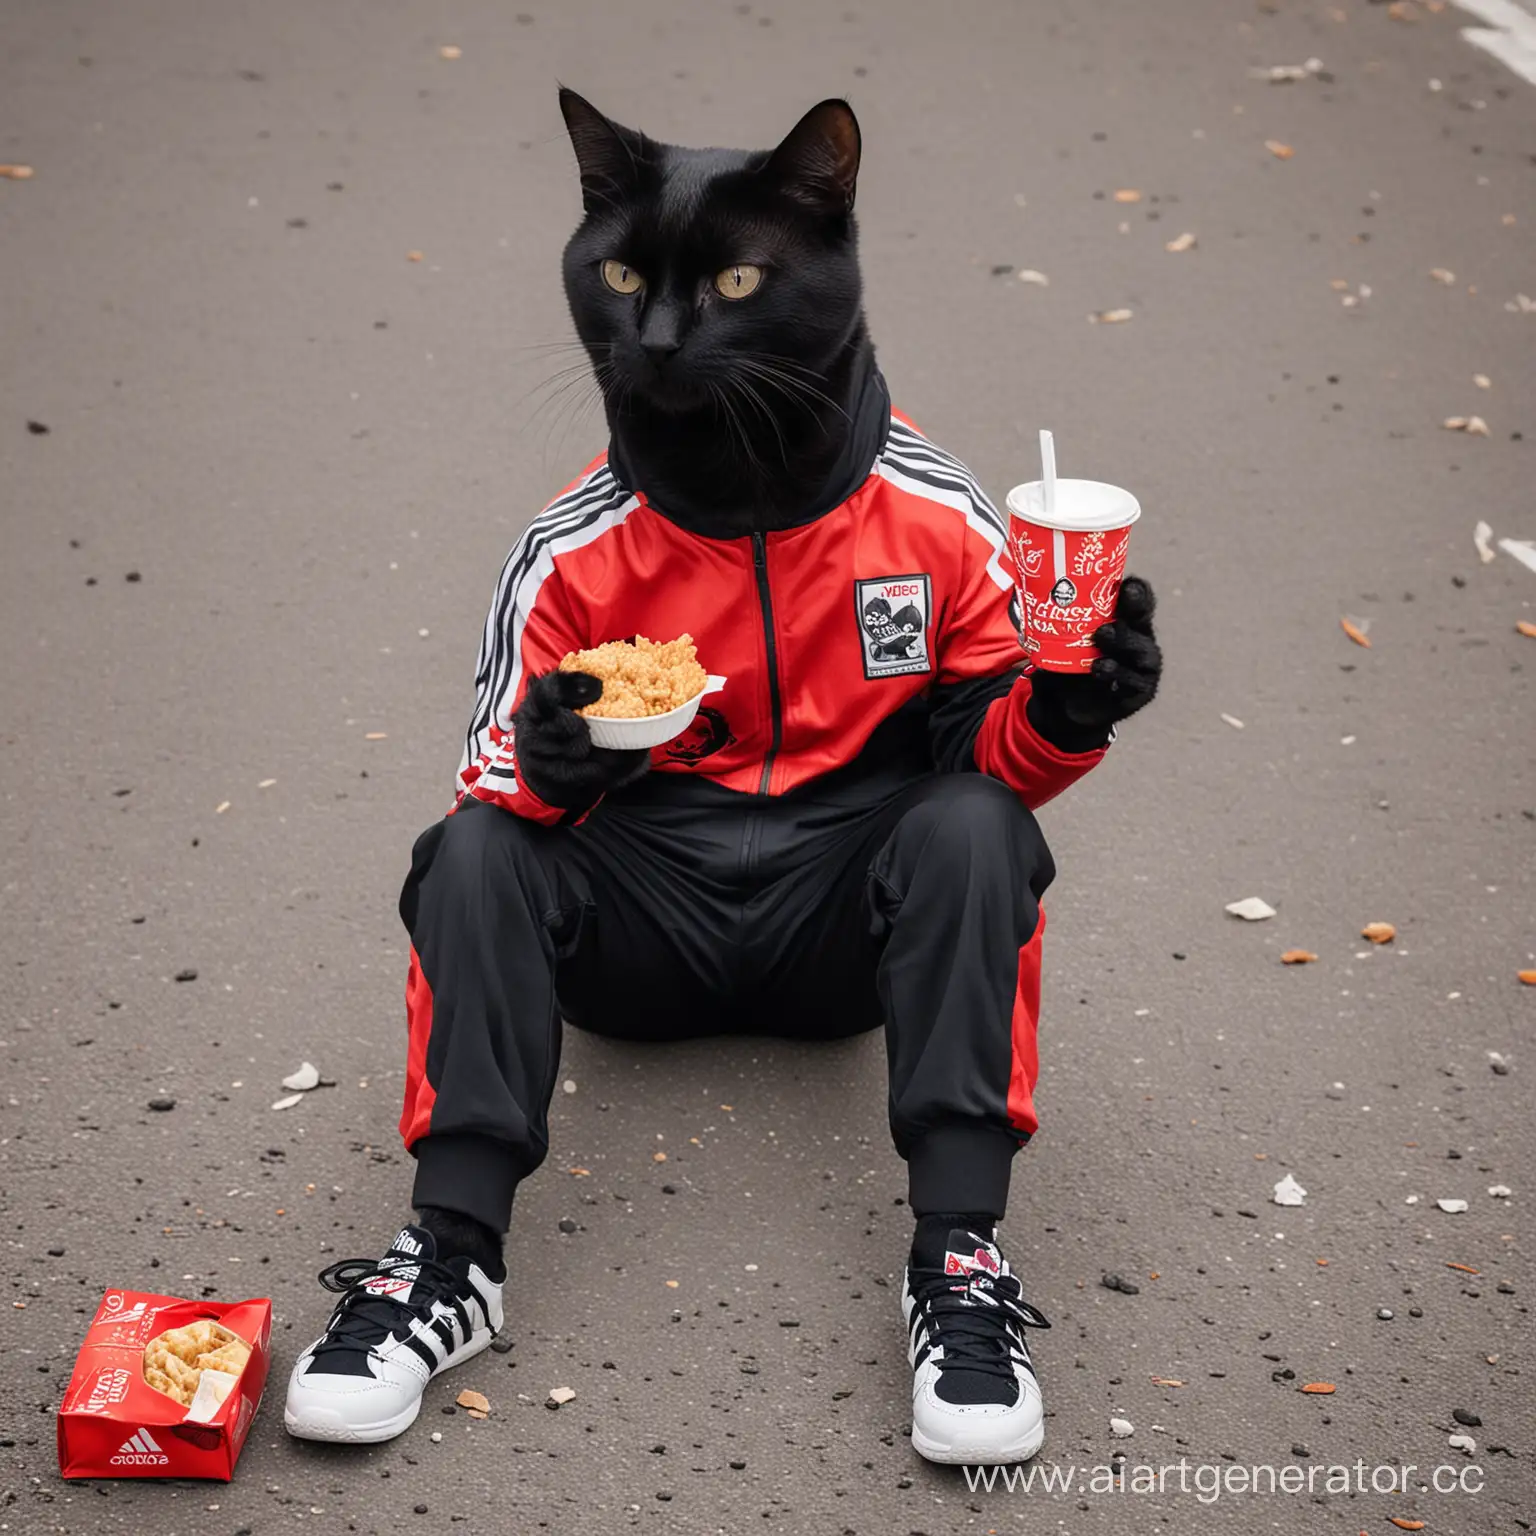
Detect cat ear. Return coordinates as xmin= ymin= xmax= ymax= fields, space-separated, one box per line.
xmin=763 ymin=99 xmax=861 ymax=215
xmin=558 ymin=87 xmax=646 ymax=214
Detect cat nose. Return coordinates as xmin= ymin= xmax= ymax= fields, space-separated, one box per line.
xmin=638 ymin=302 xmax=684 ymax=362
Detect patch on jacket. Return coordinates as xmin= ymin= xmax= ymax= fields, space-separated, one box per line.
xmin=855 ymin=574 xmax=933 ymax=679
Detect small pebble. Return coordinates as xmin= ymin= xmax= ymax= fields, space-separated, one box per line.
xmin=430 ymin=1432 xmax=442 ymax=1443
xmin=489 ymin=1335 xmax=514 ymax=1353
xmin=173 ymin=968 xmax=198 ymax=983
xmin=1377 ymin=1307 xmax=1394 ymax=1320
xmin=558 ymin=1218 xmax=577 ymax=1234
xmin=1292 ymin=1443 xmax=1309 ymax=1458
xmin=147 ymin=1096 xmax=176 ymax=1112
xmin=1101 ymin=1273 xmax=1140 ymax=1295
xmin=414 ymin=1506 xmax=428 ymax=1516
xmin=1452 ymin=1408 xmax=1481 ymax=1427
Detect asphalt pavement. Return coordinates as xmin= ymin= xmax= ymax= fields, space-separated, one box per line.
xmin=2 ymin=1 xmax=1533 ymax=1532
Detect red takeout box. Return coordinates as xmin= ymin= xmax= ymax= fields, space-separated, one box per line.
xmin=58 ymin=1290 xmax=272 ymax=1480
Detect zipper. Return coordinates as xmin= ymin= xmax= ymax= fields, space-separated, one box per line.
xmin=751 ymin=531 xmax=783 ymax=796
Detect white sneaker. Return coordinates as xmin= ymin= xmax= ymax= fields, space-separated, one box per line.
xmin=902 ymin=1227 xmax=1050 ymax=1465
xmin=284 ymin=1224 xmax=503 ymax=1444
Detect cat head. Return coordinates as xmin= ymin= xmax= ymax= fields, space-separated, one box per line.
xmin=558 ymin=89 xmax=864 ymax=417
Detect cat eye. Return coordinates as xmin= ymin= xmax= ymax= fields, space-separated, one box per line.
xmin=601 ymin=260 xmax=644 ymax=295
xmin=714 ymin=264 xmax=763 ymax=301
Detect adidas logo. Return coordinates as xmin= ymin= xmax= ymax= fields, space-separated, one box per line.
xmin=110 ymin=1428 xmax=169 ymax=1466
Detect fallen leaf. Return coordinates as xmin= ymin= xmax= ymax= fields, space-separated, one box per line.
xmin=0 ymin=164 xmax=35 ymax=179
xmin=1281 ymin=949 xmax=1318 ymax=964
xmin=547 ymin=1386 xmax=576 ymax=1406
xmin=1361 ymin=922 xmax=1396 ymax=944
xmin=653 ymin=1150 xmax=667 ymax=1163
xmin=466 ymin=1407 xmax=488 ymax=1419
xmin=1473 ymin=521 xmax=1496 ymax=563
xmin=1299 ymin=1382 xmax=1336 ymax=1394
xmin=1445 ymin=1262 xmax=1480 ymax=1275
xmin=282 ymin=1061 xmax=320 ymax=1092
xmin=1519 ymin=968 xmax=1536 ymax=983
xmin=568 ymin=1166 xmax=591 ymax=1177
xmin=1226 ymin=896 xmax=1277 ymax=922
xmin=1113 ymin=189 xmax=1143 ymax=203
xmin=1387 ymin=1521 xmax=1426 ymax=1532
xmin=1017 ymin=268 xmax=1050 ymax=285
xmin=1165 ymin=231 xmax=1197 ymax=253
xmin=1090 ymin=308 xmax=1134 ymax=324
xmin=1429 ymin=268 xmax=1456 ymax=285
xmin=665 ymin=1279 xmax=679 ymax=1288
xmin=1340 ymin=617 xmax=1372 ymax=648
xmin=1265 ymin=140 xmax=1295 ymax=159
xmin=1516 ymin=623 xmax=1536 ymax=639
xmin=456 ymin=1389 xmax=490 ymax=1413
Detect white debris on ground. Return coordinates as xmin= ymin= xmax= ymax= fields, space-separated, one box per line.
xmin=1272 ymin=1173 xmax=1307 ymax=1207
xmin=1226 ymin=897 xmax=1277 ymax=921
xmin=1435 ymin=1198 xmax=1469 ymax=1214
xmin=1110 ymin=1416 xmax=1135 ymax=1438
xmin=1497 ymin=537 xmax=1536 ymax=574
xmin=282 ymin=1062 xmax=320 ymax=1092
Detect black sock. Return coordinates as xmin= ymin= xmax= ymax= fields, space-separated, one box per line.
xmin=910 ymin=1211 xmax=998 ymax=1271
xmin=416 ymin=1205 xmax=507 ymax=1283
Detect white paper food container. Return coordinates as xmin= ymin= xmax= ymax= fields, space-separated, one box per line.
xmin=583 ymin=675 xmax=727 ymax=750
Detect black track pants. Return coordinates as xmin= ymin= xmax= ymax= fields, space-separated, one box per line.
xmin=399 ymin=773 xmax=1055 ymax=1233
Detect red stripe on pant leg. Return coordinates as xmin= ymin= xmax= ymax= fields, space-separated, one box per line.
xmin=1006 ymin=907 xmax=1045 ymax=1138
xmin=399 ymin=946 xmax=438 ymax=1151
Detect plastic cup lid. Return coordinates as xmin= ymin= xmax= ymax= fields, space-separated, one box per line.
xmin=1005 ymin=478 xmax=1141 ymax=532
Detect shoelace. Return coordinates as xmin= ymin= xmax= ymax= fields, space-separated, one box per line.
xmin=308 ymin=1255 xmax=468 ymax=1364
xmin=909 ymin=1269 xmax=1051 ymax=1383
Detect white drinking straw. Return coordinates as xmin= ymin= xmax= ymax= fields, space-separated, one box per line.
xmin=1039 ymin=429 xmax=1057 ymax=523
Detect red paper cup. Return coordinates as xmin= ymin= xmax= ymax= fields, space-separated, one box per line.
xmin=1004 ymin=479 xmax=1141 ymax=672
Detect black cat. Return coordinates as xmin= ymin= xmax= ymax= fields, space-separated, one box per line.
xmin=513 ymin=90 xmax=1159 ymax=805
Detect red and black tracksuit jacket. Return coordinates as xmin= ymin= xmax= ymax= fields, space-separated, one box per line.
xmin=398 ymin=408 xmax=1109 ymax=1227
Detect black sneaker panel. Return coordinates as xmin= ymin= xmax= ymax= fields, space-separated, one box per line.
xmin=909 ymin=1228 xmax=1041 ymax=1408
xmin=304 ymin=1224 xmax=473 ymax=1379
